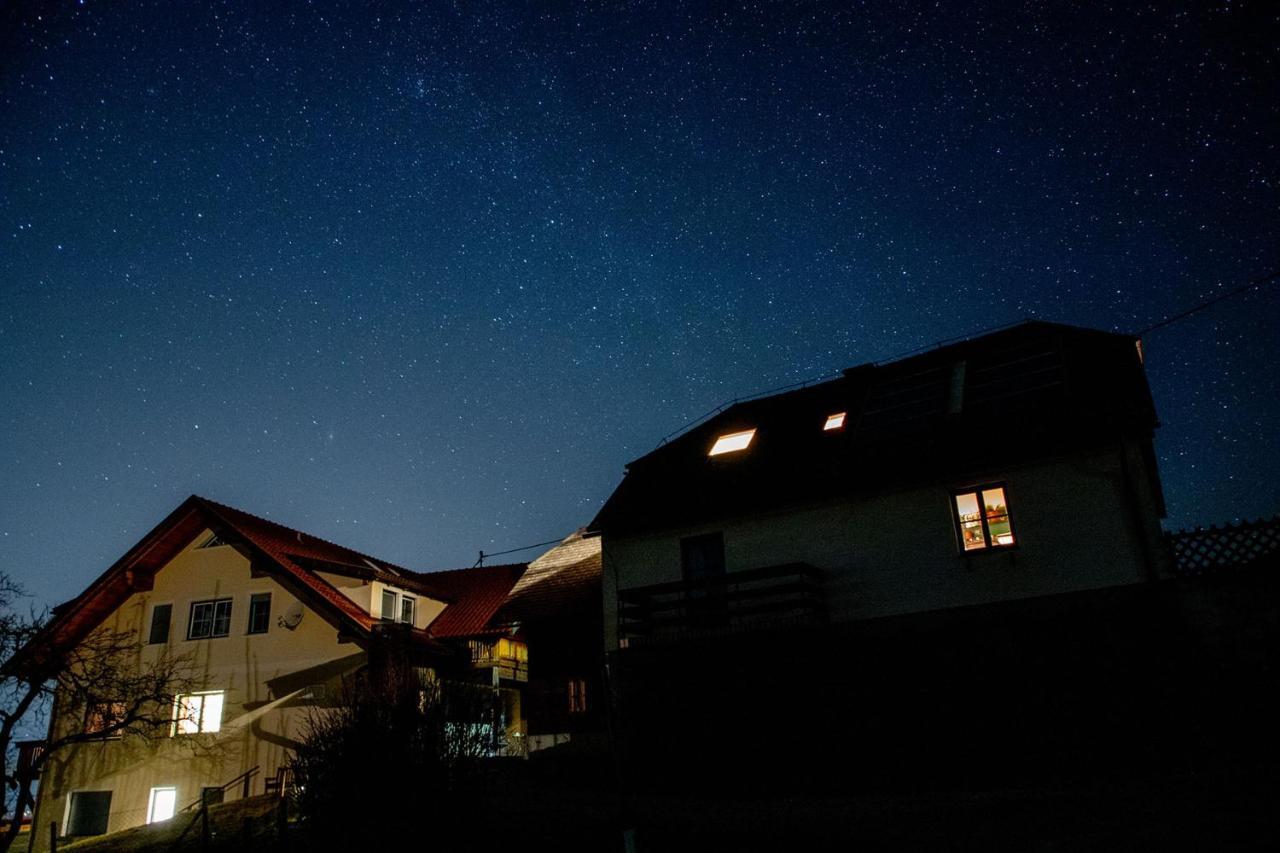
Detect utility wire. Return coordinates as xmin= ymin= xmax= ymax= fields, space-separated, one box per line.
xmin=1138 ymin=269 xmax=1280 ymax=336
xmin=473 ymin=535 xmax=566 ymax=567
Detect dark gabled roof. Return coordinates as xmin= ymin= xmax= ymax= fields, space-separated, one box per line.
xmin=418 ymin=563 xmax=527 ymax=638
xmin=590 ymin=321 xmax=1160 ymax=538
xmin=491 ymin=530 xmax=602 ymax=626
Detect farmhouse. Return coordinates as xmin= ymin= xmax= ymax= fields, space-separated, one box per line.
xmin=10 ymin=496 xmax=599 ymax=847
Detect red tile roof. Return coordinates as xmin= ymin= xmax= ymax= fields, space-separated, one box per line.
xmin=7 ymin=495 xmax=462 ymax=676
xmin=416 ymin=563 xmax=527 ymax=638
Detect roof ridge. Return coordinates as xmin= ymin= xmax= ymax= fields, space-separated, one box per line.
xmin=192 ymin=495 xmax=416 ymax=574
xmin=416 ymin=562 xmax=528 ymax=578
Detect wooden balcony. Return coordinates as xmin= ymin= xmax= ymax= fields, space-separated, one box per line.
xmin=617 ymin=562 xmax=825 ymax=647
xmin=468 ymin=637 xmax=528 ymax=682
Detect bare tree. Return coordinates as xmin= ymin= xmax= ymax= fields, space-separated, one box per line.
xmin=1 ymin=573 xmax=197 ymax=853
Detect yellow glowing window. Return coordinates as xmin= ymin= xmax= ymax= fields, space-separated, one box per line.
xmin=708 ymin=428 xmax=756 ymax=456
xmin=171 ymin=691 xmax=224 ymax=736
xmin=952 ymin=485 xmax=1015 ymax=551
xmin=823 ymin=412 xmax=846 ymax=431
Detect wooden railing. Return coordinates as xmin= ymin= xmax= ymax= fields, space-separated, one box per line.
xmin=617 ymin=562 xmax=825 ymax=647
xmin=468 ymin=638 xmax=529 ymax=682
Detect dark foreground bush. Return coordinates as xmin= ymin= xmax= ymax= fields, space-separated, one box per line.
xmin=289 ymin=670 xmax=502 ymax=850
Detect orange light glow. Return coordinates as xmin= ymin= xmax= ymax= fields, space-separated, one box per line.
xmin=823 ymin=412 xmax=846 ymax=431
xmin=709 ymin=428 xmax=756 ymax=456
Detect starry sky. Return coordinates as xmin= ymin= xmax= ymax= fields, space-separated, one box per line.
xmin=1 ymin=1 xmax=1277 ymax=608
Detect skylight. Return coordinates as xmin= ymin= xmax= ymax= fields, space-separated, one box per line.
xmin=823 ymin=412 xmax=846 ymax=431
xmin=709 ymin=428 xmax=756 ymax=456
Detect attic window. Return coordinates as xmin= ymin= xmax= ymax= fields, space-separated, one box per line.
xmin=709 ymin=429 xmax=755 ymax=456
xmin=823 ymin=412 xmax=846 ymax=431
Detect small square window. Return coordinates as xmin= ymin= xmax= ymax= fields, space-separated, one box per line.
xmin=709 ymin=428 xmax=756 ymax=456
xmin=172 ymin=691 xmax=224 ymax=735
xmin=823 ymin=412 xmax=846 ymax=431
xmin=952 ymin=484 xmax=1016 ymax=552
xmin=247 ymin=593 xmax=271 ymax=635
xmin=147 ymin=787 xmax=177 ymax=824
xmin=67 ymin=791 xmax=112 ymax=837
xmin=187 ymin=599 xmax=232 ymax=640
xmin=84 ymin=700 xmax=127 ymax=738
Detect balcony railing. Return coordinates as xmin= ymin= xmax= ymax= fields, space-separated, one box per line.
xmin=468 ymin=638 xmax=529 ymax=682
xmin=617 ymin=562 xmax=825 ymax=647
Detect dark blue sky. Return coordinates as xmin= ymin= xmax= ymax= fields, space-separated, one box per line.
xmin=2 ymin=1 xmax=1277 ymax=608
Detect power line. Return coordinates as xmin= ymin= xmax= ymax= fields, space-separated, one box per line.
xmin=1139 ymin=269 xmax=1280 ymax=336
xmin=473 ymin=535 xmax=565 ymax=567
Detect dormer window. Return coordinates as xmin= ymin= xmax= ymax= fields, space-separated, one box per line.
xmin=380 ymin=588 xmax=416 ymax=625
xmin=823 ymin=412 xmax=846 ymax=431
xmin=709 ymin=429 xmax=755 ymax=456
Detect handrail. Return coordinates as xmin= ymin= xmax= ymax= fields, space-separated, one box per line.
xmin=617 ymin=562 xmax=823 ymax=600
xmin=179 ymin=765 xmax=260 ymax=813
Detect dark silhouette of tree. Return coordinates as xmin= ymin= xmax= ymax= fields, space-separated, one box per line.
xmin=0 ymin=573 xmax=197 ymax=853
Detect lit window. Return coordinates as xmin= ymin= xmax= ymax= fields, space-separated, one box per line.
xmin=952 ymin=485 xmax=1016 ymax=551
xmin=570 ymin=676 xmax=588 ymax=712
xmin=147 ymin=787 xmax=177 ymax=824
xmin=84 ymin=700 xmax=127 ymax=737
xmin=172 ymin=691 xmax=224 ymax=735
xmin=709 ymin=428 xmax=756 ymax=456
xmin=823 ymin=412 xmax=846 ymax=431
xmin=187 ymin=599 xmax=232 ymax=639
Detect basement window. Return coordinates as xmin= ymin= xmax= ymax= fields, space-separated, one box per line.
xmin=709 ymin=428 xmax=756 ymax=456
xmin=823 ymin=412 xmax=846 ymax=431
xmin=952 ymin=485 xmax=1016 ymax=552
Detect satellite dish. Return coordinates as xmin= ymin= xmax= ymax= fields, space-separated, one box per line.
xmin=278 ymin=601 xmax=304 ymax=630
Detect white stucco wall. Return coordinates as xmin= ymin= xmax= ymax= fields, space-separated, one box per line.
xmin=31 ymin=531 xmax=364 ymax=849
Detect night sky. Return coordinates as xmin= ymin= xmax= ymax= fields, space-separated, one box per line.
xmin=2 ymin=1 xmax=1277 ymax=609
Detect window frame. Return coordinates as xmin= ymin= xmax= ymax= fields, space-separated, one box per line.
xmin=187 ymin=598 xmax=233 ymax=640
xmin=950 ymin=482 xmax=1018 ymax=553
xmin=171 ymin=690 xmax=225 ymax=736
xmin=381 ymin=589 xmax=398 ymax=622
xmin=147 ymin=603 xmax=173 ymax=645
xmin=83 ymin=700 xmax=127 ymax=739
xmin=246 ymin=592 xmax=272 ymax=635
xmin=64 ymin=790 xmax=113 ymax=838
xmin=399 ymin=594 xmax=416 ymax=626
xmin=146 ymin=786 xmax=178 ymax=824
xmin=708 ymin=428 xmax=756 ymax=456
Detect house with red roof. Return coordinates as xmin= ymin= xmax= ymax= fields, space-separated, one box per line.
xmin=9 ymin=495 xmax=598 ymax=848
